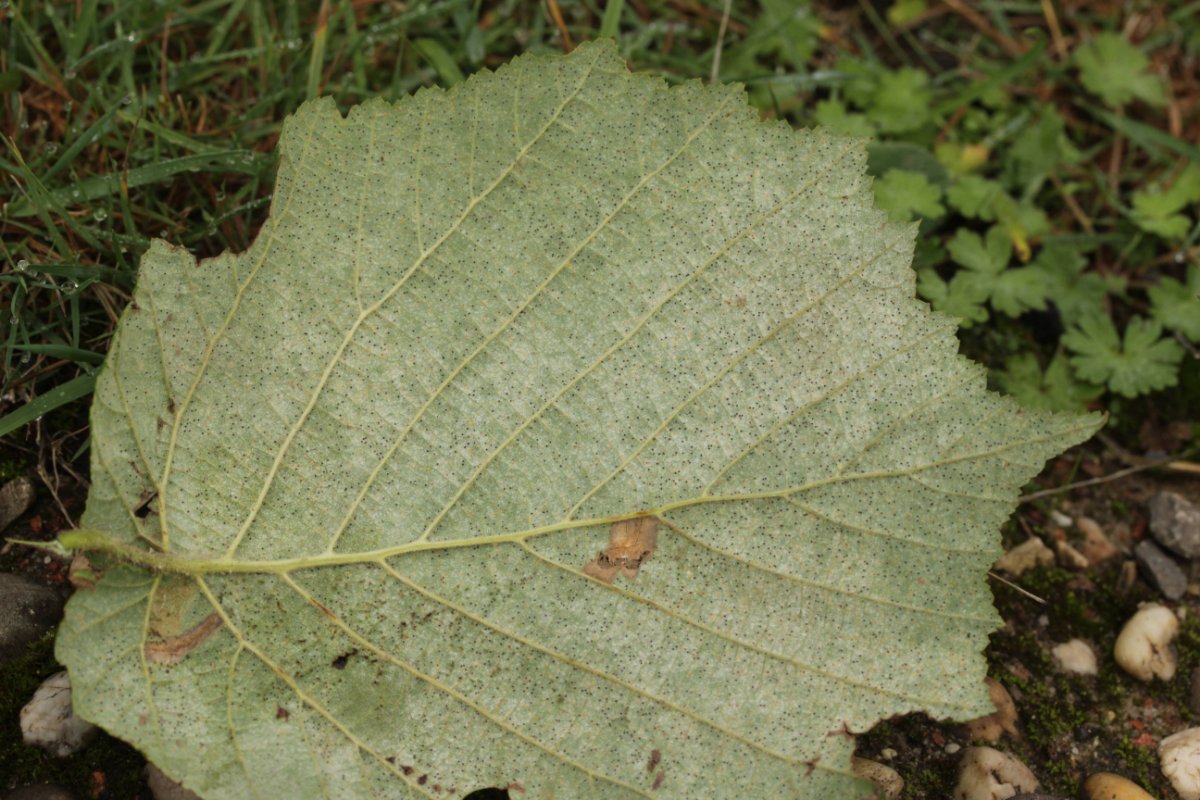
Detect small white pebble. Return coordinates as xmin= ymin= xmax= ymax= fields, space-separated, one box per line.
xmin=20 ymin=671 xmax=96 ymax=757
xmin=1052 ymin=639 xmax=1099 ymax=676
xmin=1037 ymin=614 xmax=1049 ymax=627
xmin=1084 ymin=772 xmax=1158 ymax=800
xmin=1056 ymin=539 xmax=1090 ymax=570
xmin=945 ymin=742 xmax=961 ymax=754
xmin=954 ymin=747 xmax=1039 ymax=800
xmin=994 ymin=538 xmax=1054 ymax=576
xmin=1114 ymin=603 xmax=1179 ymax=682
xmin=965 ymin=679 xmax=1019 ymax=743
xmin=880 ymin=747 xmax=897 ymax=760
xmin=1159 ymin=727 xmax=1200 ymax=800
xmin=1051 ymin=510 xmax=1073 ymax=527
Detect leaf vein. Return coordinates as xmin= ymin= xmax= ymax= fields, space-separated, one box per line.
xmin=225 ymin=51 xmax=603 ymax=559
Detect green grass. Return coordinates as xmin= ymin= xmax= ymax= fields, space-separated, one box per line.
xmin=4 ymin=1 xmax=1198 ymax=452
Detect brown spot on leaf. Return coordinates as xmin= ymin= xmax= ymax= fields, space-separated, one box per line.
xmin=582 ymin=517 xmax=658 ymax=583
xmin=652 ymin=771 xmax=665 ymax=790
xmin=417 ymin=774 xmax=428 ymax=786
xmin=803 ymin=756 xmax=821 ymax=777
xmin=506 ymin=782 xmax=526 ymax=795
xmin=827 ymin=721 xmax=856 ymax=738
xmin=145 ymin=612 xmax=223 ymax=665
xmin=400 ymin=765 xmax=414 ymax=776
xmin=276 ymin=706 xmax=289 ymax=720
xmin=646 ymin=749 xmax=661 ymax=773
xmin=307 ymin=596 xmax=336 ymax=619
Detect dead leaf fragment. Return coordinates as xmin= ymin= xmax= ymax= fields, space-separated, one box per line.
xmin=145 ymin=613 xmax=223 ymax=665
xmin=68 ymin=554 xmax=102 ymax=590
xmin=582 ymin=517 xmax=658 ymax=583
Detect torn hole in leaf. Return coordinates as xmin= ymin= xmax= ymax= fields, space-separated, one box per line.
xmin=461 ymin=789 xmax=509 ymax=800
xmin=145 ymin=612 xmax=223 ymax=665
xmin=581 ymin=517 xmax=658 ymax=583
xmin=134 ymin=489 xmax=158 ymax=519
xmin=331 ymin=648 xmax=359 ymax=670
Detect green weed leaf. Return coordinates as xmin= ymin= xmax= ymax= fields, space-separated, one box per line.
xmin=1149 ymin=265 xmax=1200 ymax=341
xmin=994 ymin=353 xmax=1103 ymax=413
xmin=1033 ymin=243 xmax=1124 ymax=327
xmin=938 ymin=227 xmax=1048 ymax=319
xmin=1063 ymin=315 xmax=1184 ymax=397
xmin=916 ymin=268 xmax=991 ymax=327
xmin=872 ymin=169 xmax=944 ymax=222
xmin=1131 ymin=164 xmax=1200 ymax=241
xmin=54 ymin=43 xmax=1101 ymax=799
xmin=1007 ymin=110 xmax=1078 ymax=184
xmin=947 ymin=175 xmax=1003 ymax=220
xmin=1073 ymin=32 xmax=1167 ymax=108
xmin=948 ymin=227 xmax=1010 ymax=275
xmin=814 ymin=99 xmax=875 ymax=138
xmin=867 ymin=68 xmax=933 ymax=133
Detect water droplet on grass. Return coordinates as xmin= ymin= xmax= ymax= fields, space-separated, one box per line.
xmin=16 ymin=259 xmax=30 ymax=272
xmin=93 ymin=208 xmax=108 ymax=221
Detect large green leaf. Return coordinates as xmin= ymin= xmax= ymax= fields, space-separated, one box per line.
xmin=54 ymin=41 xmax=1101 ymax=799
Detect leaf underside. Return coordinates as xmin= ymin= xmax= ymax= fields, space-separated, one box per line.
xmin=56 ymin=41 xmax=1101 ymax=800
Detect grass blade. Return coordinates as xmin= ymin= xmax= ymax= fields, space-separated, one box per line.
xmin=0 ymin=374 xmax=96 ymax=439
xmin=599 ymin=0 xmax=624 ymax=39
xmin=412 ymin=38 xmax=465 ymax=86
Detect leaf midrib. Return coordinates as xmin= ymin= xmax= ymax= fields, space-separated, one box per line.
xmin=79 ymin=417 xmax=1096 ymax=579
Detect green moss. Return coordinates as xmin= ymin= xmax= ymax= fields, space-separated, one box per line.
xmin=1112 ymin=736 xmax=1160 ymax=789
xmin=902 ymin=766 xmax=951 ymax=800
xmin=1166 ymin=613 xmax=1200 ymax=723
xmin=0 ymin=457 xmax=26 ymax=481
xmin=983 ymin=559 xmax=1177 ymax=797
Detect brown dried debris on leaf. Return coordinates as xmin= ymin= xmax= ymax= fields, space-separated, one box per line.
xmin=145 ymin=612 xmax=223 ymax=665
xmin=582 ymin=517 xmax=658 ymax=583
